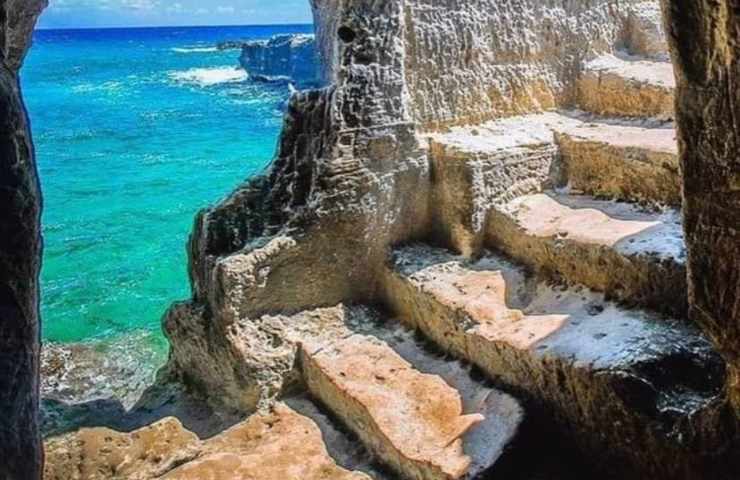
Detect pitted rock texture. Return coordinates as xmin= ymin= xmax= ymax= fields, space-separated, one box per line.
xmin=403 ymin=0 xmax=651 ymax=130
xmin=486 ymin=192 xmax=688 ymax=318
xmin=620 ymin=1 xmax=669 ymax=60
xmin=239 ymin=34 xmax=320 ymax=86
xmin=661 ymin=0 xmax=740 ymax=416
xmin=165 ymin=0 xmax=432 ymax=413
xmin=0 ymin=1 xmax=47 ymax=479
xmin=152 ymin=0 xmax=739 ymax=478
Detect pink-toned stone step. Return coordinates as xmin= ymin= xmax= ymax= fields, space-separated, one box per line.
xmin=301 ymin=333 xmax=489 ymax=480
xmin=486 ymin=191 xmax=686 ymax=317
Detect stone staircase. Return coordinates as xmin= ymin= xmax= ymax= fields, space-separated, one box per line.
xmin=370 ymin=48 xmax=728 ymax=477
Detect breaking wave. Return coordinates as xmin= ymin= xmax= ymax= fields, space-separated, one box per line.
xmin=171 ymin=46 xmax=220 ymax=53
xmin=169 ymin=66 xmax=248 ymax=87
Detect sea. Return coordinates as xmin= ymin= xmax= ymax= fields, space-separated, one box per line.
xmin=22 ymin=24 xmax=313 ymax=406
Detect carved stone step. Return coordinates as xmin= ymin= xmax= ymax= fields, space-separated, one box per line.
xmin=487 ymin=191 xmax=686 ymax=318
xmin=299 ymin=307 xmax=523 ymax=480
xmin=577 ymin=54 xmax=675 ymax=119
xmin=424 ymin=113 xmax=681 ymax=259
xmin=382 ymin=244 xmax=727 ymax=479
xmin=45 ymin=404 xmax=372 ymax=480
xmin=553 ymin=120 xmax=680 ymax=206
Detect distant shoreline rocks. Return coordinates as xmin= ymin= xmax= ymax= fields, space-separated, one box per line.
xmin=219 ymin=34 xmax=321 ymax=88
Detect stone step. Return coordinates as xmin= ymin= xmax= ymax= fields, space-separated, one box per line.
xmin=486 ymin=191 xmax=687 ymax=318
xmin=299 ymin=306 xmax=524 ymax=480
xmin=382 ymin=244 xmax=727 ymax=479
xmin=553 ymin=119 xmax=680 ymax=206
xmin=576 ymin=54 xmax=675 ymax=119
xmin=45 ymin=404 xmax=373 ymax=480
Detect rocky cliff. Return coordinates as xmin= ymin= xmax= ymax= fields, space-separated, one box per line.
xmin=239 ymin=34 xmax=320 ymax=86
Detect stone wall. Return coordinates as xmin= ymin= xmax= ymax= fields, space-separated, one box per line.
xmin=661 ymin=0 xmax=740 ymax=416
xmin=0 ymin=1 xmax=47 ymax=479
xmin=402 ymin=0 xmax=648 ymax=130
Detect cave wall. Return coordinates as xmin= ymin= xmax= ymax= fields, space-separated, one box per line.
xmin=661 ymin=0 xmax=740 ymax=415
xmin=0 ymin=1 xmax=47 ymax=479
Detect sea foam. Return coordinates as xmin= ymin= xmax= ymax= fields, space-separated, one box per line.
xmin=171 ymin=46 xmax=219 ymax=53
xmin=169 ymin=66 xmax=248 ymax=87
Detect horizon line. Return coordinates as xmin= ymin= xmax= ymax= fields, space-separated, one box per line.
xmin=35 ymin=21 xmax=314 ymax=32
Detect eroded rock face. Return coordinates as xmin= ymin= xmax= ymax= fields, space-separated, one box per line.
xmin=0 ymin=1 xmax=47 ymax=479
xmin=403 ymin=0 xmax=656 ymax=130
xmin=661 ymin=0 xmax=740 ymax=415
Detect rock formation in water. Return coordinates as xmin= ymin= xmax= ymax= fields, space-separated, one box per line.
xmin=0 ymin=1 xmax=47 ymax=479
xmin=1 ymin=0 xmax=738 ymax=479
xmin=239 ymin=34 xmax=320 ymax=86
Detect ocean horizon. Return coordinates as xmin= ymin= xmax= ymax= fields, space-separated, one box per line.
xmin=24 ymin=24 xmax=313 ymax=402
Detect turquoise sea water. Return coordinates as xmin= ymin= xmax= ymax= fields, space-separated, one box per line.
xmin=23 ymin=25 xmax=312 ymax=355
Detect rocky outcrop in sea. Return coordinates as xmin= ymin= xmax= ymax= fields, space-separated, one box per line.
xmin=238 ymin=34 xmax=319 ymax=87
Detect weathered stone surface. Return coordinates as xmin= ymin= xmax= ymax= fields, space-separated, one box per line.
xmin=423 ymin=112 xmax=681 ymax=256
xmin=576 ymin=54 xmax=675 ymax=119
xmin=425 ymin=122 xmax=558 ymax=257
xmin=239 ymin=34 xmax=320 ymax=86
xmin=555 ymin=120 xmax=680 ymax=206
xmin=44 ymin=404 xmax=371 ymax=480
xmin=486 ymin=192 xmax=687 ymax=318
xmin=0 ymin=1 xmax=47 ymax=479
xmin=165 ymin=0 xmax=433 ymax=412
xmin=302 ymin=335 xmax=483 ymax=480
xmin=661 ymin=0 xmax=740 ymax=416
xmin=44 ymin=417 xmax=200 ymax=480
xmin=620 ymin=1 xmax=670 ymax=59
xmin=383 ymin=244 xmax=732 ymax=479
xmin=403 ymin=0 xmax=645 ymax=130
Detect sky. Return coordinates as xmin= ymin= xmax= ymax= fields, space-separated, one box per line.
xmin=37 ymin=0 xmax=314 ymax=29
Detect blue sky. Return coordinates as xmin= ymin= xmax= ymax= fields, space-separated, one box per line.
xmin=38 ymin=0 xmax=313 ymax=29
